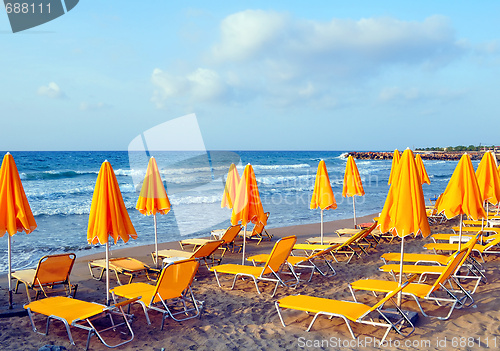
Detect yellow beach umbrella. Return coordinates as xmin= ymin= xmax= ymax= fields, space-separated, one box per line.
xmin=342 ymin=156 xmax=365 ymax=227
xmin=231 ymin=164 xmax=266 ymax=264
xmin=136 ymin=157 xmax=171 ymax=266
xmin=310 ymin=160 xmax=337 ymax=244
xmin=0 ymin=153 xmax=37 ymax=308
xmin=388 ymin=149 xmax=401 ymax=185
xmin=379 ymin=149 xmax=430 ymax=298
xmin=437 ymin=153 xmax=486 ymax=249
xmin=221 ymin=163 xmax=240 ymax=209
xmin=476 ymin=151 xmax=500 ymax=207
xmin=415 ymin=154 xmax=431 ymax=185
xmin=88 ymin=160 xmax=137 ymax=304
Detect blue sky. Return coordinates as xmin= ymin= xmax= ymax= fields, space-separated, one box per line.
xmin=1 ymin=1 xmax=500 ymax=151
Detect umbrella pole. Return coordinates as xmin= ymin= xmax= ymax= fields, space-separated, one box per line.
xmin=458 ymin=215 xmax=463 ymax=251
xmin=154 ymin=214 xmax=158 ymax=267
xmin=320 ymin=209 xmax=324 ymax=245
xmin=398 ymin=235 xmax=404 ymax=306
xmin=242 ymin=224 xmax=247 ymax=265
xmin=352 ymin=197 xmax=357 ymax=228
xmin=106 ymin=242 xmax=110 ymax=305
xmin=8 ymin=234 xmax=12 ymax=309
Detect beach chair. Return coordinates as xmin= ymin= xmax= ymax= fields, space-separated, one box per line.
xmin=88 ymin=257 xmax=159 ymax=286
xmin=350 ymin=250 xmax=474 ymax=320
xmin=179 ymin=224 xmax=242 ymax=255
xmin=424 ymin=234 xmax=500 ymax=263
xmin=275 ymin=280 xmax=415 ymax=343
xmin=25 ymin=295 xmax=139 ymax=351
xmin=152 ymin=239 xmax=224 ymax=268
xmin=12 ymin=253 xmax=77 ymax=302
xmin=247 ymin=244 xmax=336 ymax=282
xmin=239 ymin=212 xmax=272 ymax=244
xmin=210 ymin=236 xmax=298 ymax=297
xmin=110 ymin=259 xmax=203 ymax=330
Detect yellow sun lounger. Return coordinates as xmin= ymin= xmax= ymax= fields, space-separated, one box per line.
xmin=12 ymin=253 xmax=77 ymax=302
xmin=88 ymin=257 xmax=159 ymax=285
xmin=424 ymin=234 xmax=500 ymax=263
xmin=110 ymin=259 xmax=203 ymax=330
xmin=351 ymin=250 xmax=474 ymax=320
xmin=25 ymin=296 xmax=139 ymax=351
xmin=152 ymin=239 xmax=224 ymax=268
xmin=239 ymin=212 xmax=273 ymax=244
xmin=179 ymin=224 xmax=242 ymax=255
xmin=247 ymin=244 xmax=336 ymax=282
xmin=210 ymin=236 xmax=298 ymax=297
xmin=275 ymin=280 xmax=414 ymax=343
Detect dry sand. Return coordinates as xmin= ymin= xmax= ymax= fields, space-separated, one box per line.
xmin=1 ymin=213 xmax=499 ymax=351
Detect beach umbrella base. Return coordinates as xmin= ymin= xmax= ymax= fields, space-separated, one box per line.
xmin=379 ymin=308 xmax=419 ymax=325
xmin=0 ymin=303 xmax=28 ymax=318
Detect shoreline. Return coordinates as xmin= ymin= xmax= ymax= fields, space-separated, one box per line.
xmin=348 ymin=150 xmax=494 ymax=160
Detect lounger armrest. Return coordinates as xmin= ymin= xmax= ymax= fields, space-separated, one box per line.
xmin=110 ymin=296 xmax=141 ymax=310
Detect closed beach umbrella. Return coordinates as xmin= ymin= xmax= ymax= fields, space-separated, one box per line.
xmin=342 ymin=156 xmax=365 ymax=227
xmin=310 ymin=160 xmax=337 ymax=244
xmin=415 ymin=154 xmax=431 ymax=185
xmin=388 ymin=149 xmax=401 ymax=185
xmin=437 ymin=153 xmax=486 ymax=250
xmin=88 ymin=160 xmax=137 ymax=304
xmin=136 ymin=157 xmax=171 ymax=266
xmin=379 ymin=148 xmax=430 ymax=301
xmin=0 ymin=153 xmax=37 ymax=309
xmin=475 ymin=151 xmax=500 ymax=214
xmin=231 ymin=164 xmax=266 ymax=265
xmin=221 ymin=163 xmax=240 ymax=209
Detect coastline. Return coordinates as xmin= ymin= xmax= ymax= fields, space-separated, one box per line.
xmin=348 ymin=150 xmax=495 ymax=161
xmin=2 ymin=213 xmax=500 ymax=351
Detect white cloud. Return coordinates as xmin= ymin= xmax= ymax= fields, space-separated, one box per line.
xmin=37 ymin=82 xmax=66 ymax=99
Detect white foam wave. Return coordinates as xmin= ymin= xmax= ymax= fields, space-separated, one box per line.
xmin=252 ymin=164 xmax=311 ymax=171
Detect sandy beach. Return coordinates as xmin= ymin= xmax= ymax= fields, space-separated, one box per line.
xmin=1 ymin=213 xmax=499 ymax=351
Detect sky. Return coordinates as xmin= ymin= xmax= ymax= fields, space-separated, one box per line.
xmin=1 ymin=1 xmax=500 ymax=151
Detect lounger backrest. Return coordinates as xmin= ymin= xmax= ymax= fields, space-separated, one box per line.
xmin=192 ymin=240 xmax=224 ymax=259
xmin=152 ymin=259 xmax=199 ymax=304
xmin=483 ymin=234 xmax=500 ymax=250
xmin=428 ymin=249 xmax=469 ymax=294
xmin=368 ymin=280 xmax=410 ymax=313
xmin=336 ymin=223 xmax=375 ymax=250
xmin=251 ymin=212 xmax=270 ymax=236
xmin=221 ymin=225 xmax=242 ymax=244
xmin=261 ymin=235 xmax=296 ymax=275
xmin=34 ymin=253 xmax=76 ymax=286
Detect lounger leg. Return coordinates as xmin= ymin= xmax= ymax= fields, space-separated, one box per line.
xmin=275 ymin=302 xmax=287 ymax=327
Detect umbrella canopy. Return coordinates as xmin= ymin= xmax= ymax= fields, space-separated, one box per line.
xmin=136 ymin=157 xmax=171 ymax=266
xmin=310 ymin=160 xmax=337 ymax=244
xmin=388 ymin=149 xmax=401 ymax=185
xmin=88 ymin=160 xmax=137 ymax=304
xmin=231 ymin=164 xmax=266 ymax=264
xmin=379 ymin=149 xmax=430 ymax=298
xmin=0 ymin=153 xmax=37 ymax=308
xmin=342 ymin=156 xmax=365 ymax=227
xmin=437 ymin=153 xmax=486 ymax=250
xmin=221 ymin=163 xmax=240 ymax=209
xmin=475 ymin=151 xmax=500 ymax=206
xmin=415 ymin=154 xmax=431 ymax=185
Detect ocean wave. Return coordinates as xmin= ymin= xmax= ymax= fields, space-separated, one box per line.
xmin=258 ymin=174 xmax=316 ymax=186
xmin=337 ymin=152 xmax=349 ymax=160
xmin=252 ymin=164 xmax=311 ymax=171
xmin=20 ymin=170 xmax=98 ymax=180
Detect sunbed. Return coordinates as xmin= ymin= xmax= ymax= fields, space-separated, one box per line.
xmin=275 ymin=280 xmax=415 ymax=343
xmin=179 ymin=224 xmax=242 ymax=255
xmin=210 ymin=236 xmax=298 ymax=297
xmin=88 ymin=257 xmax=159 ymax=285
xmin=25 ymin=295 xmax=138 ymax=351
xmin=12 ymin=253 xmax=77 ymax=302
xmin=152 ymin=239 xmax=224 ymax=268
xmin=110 ymin=259 xmax=203 ymax=330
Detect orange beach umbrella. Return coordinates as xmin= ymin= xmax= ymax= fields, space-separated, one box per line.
xmin=415 ymin=154 xmax=431 ymax=185
xmin=221 ymin=163 xmax=240 ymax=209
xmin=88 ymin=160 xmax=137 ymax=304
xmin=379 ymin=149 xmax=430 ymax=296
xmin=388 ymin=149 xmax=401 ymax=185
xmin=437 ymin=153 xmax=486 ymax=249
xmin=136 ymin=156 xmax=171 ymax=266
xmin=342 ymin=156 xmax=364 ymax=227
xmin=476 ymin=151 xmax=500 ymax=207
xmin=310 ymin=160 xmax=337 ymax=244
xmin=231 ymin=164 xmax=266 ymax=264
xmin=0 ymin=153 xmax=37 ymax=308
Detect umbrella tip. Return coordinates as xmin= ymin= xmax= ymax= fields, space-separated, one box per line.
xmin=5 ymin=152 xmax=10 ymax=155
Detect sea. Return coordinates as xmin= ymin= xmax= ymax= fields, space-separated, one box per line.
xmin=0 ymin=150 xmax=469 ymax=273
